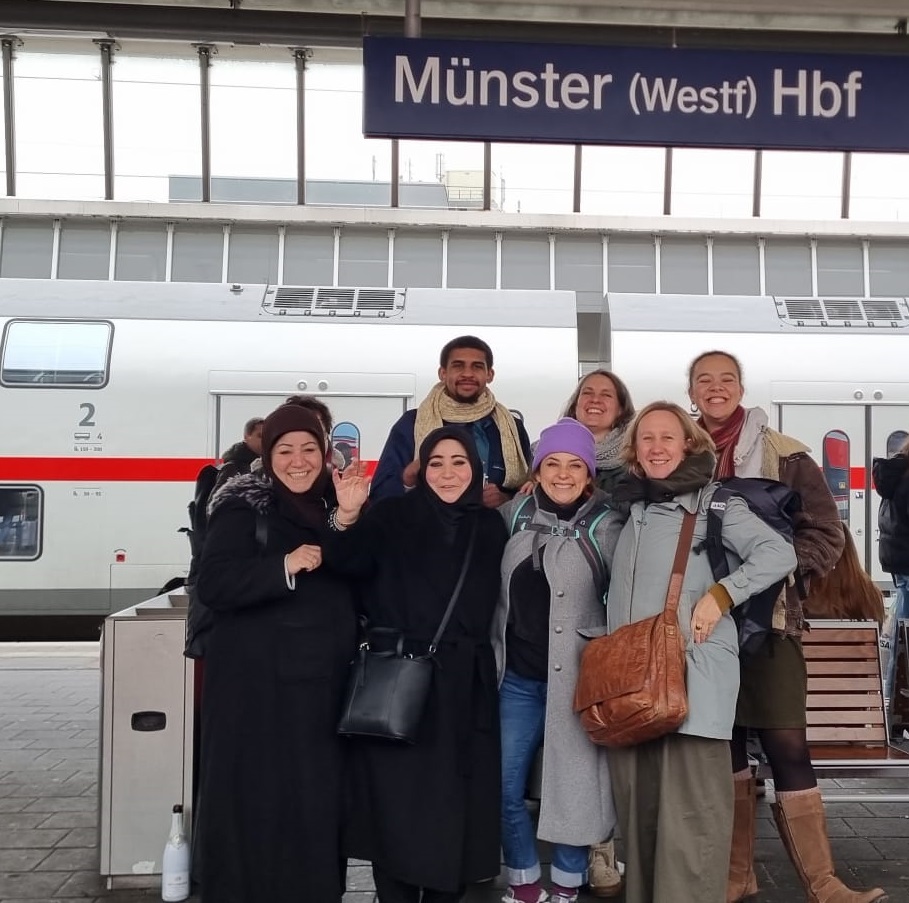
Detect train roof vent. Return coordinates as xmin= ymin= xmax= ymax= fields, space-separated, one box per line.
xmin=273 ymin=286 xmax=314 ymax=310
xmin=315 ymin=288 xmax=356 ymax=310
xmin=781 ymin=299 xmax=824 ymax=322
xmin=262 ymin=286 xmax=406 ymax=318
xmin=823 ymin=299 xmax=863 ymax=321
xmin=776 ymin=297 xmax=909 ymax=328
xmin=862 ymin=298 xmax=909 ymax=325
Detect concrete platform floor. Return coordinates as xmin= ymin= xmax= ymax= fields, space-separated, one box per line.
xmin=0 ymin=643 xmax=907 ymax=903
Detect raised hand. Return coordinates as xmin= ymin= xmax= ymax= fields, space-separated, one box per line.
xmin=332 ymin=459 xmax=371 ymax=520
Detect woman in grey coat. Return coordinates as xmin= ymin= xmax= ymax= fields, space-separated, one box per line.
xmin=604 ymin=402 xmax=797 ymax=903
xmin=493 ymin=418 xmax=624 ymax=903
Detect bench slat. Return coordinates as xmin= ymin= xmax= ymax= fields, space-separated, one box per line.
xmin=807 ymin=726 xmax=887 ymax=742
xmin=808 ymin=744 xmax=909 ymax=761
xmin=806 ymin=694 xmax=884 ymax=709
xmin=803 ymin=644 xmax=883 ymax=659
xmin=803 ymin=628 xmax=878 ymax=643
xmin=805 ymin=661 xmax=879 ymax=676
xmin=807 ymin=710 xmax=886 ymax=726
xmin=807 ymin=677 xmax=881 ymax=691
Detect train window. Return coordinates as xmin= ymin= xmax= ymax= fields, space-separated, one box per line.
xmin=886 ymin=431 xmax=909 ymax=457
xmin=0 ymin=487 xmax=42 ymax=560
xmin=1 ymin=320 xmax=113 ymax=388
xmin=822 ymin=430 xmax=850 ymax=523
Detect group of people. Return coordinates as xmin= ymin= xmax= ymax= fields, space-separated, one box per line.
xmin=190 ymin=335 xmax=892 ymax=903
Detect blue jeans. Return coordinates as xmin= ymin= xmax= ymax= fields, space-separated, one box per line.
xmin=499 ymin=669 xmax=588 ymax=888
xmin=884 ymin=574 xmax=909 ymax=702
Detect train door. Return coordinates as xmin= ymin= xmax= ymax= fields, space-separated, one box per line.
xmin=212 ymin=373 xmax=415 ymax=473
xmin=778 ymin=403 xmax=909 ymax=583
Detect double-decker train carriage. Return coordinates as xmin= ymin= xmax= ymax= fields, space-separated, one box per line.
xmin=606 ymin=292 xmax=909 ymax=585
xmin=0 ymin=280 xmax=579 ymax=621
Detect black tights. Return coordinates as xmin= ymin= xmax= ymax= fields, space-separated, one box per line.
xmin=372 ymin=865 xmax=465 ymax=903
xmin=730 ymin=725 xmax=817 ymax=792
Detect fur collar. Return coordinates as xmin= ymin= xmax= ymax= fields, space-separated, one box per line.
xmin=208 ymin=471 xmax=274 ymax=517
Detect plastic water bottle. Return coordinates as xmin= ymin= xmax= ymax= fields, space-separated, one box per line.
xmin=161 ymin=804 xmax=190 ymax=902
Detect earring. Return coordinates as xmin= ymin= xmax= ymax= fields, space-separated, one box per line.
xmin=689 ymin=402 xmax=699 ymax=414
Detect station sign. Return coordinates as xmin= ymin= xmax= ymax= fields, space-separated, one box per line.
xmin=363 ymin=36 xmax=909 ymax=152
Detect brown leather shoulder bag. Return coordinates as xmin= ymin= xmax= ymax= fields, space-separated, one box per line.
xmin=573 ymin=510 xmax=696 ymax=748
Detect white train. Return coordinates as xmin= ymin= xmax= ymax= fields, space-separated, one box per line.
xmin=0 ymin=280 xmax=579 ymax=620
xmin=606 ymin=292 xmax=909 ymax=585
xmin=1 ymin=281 xmax=907 ymax=622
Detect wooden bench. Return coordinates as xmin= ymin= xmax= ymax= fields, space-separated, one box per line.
xmin=756 ymin=620 xmax=909 ymax=801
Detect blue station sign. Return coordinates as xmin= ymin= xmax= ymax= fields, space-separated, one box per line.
xmin=363 ymin=36 xmax=909 ymax=152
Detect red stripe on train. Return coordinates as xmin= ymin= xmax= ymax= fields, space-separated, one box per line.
xmin=851 ymin=467 xmax=866 ymax=491
xmin=0 ymin=457 xmax=379 ymax=482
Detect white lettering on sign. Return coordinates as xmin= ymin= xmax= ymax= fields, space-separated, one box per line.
xmin=394 ymin=55 xmax=614 ymax=109
xmin=629 ymin=73 xmax=756 ymax=118
xmin=772 ymin=69 xmax=862 ymax=117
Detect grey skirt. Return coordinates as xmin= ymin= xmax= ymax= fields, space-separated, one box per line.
xmin=735 ymin=634 xmax=807 ymax=730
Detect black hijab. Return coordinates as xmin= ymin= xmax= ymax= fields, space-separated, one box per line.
xmin=261 ymin=404 xmax=332 ymax=529
xmin=416 ymin=425 xmax=484 ymax=542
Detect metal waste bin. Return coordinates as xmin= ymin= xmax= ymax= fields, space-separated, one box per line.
xmin=98 ymin=593 xmax=194 ymax=887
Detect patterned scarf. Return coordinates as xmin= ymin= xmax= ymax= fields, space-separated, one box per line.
xmin=596 ymin=424 xmax=628 ymax=473
xmin=413 ymin=383 xmax=529 ymax=489
xmin=699 ymin=405 xmax=747 ymax=479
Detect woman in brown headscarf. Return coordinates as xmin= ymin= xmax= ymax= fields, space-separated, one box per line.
xmin=194 ymin=403 xmax=358 ymax=903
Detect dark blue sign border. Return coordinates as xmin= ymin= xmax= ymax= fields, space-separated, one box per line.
xmin=363 ymin=36 xmax=909 ymax=152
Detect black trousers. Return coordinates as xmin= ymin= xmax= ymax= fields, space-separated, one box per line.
xmin=372 ymin=864 xmax=465 ymax=903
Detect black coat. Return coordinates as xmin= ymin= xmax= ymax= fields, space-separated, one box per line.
xmin=325 ymin=491 xmax=508 ymax=893
xmin=194 ymin=473 xmax=358 ymax=903
xmin=875 ymin=454 xmax=909 ymax=574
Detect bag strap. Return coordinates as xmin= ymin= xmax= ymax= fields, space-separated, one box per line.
xmin=664 ymin=510 xmax=697 ymax=617
xmin=428 ymin=521 xmax=478 ymax=654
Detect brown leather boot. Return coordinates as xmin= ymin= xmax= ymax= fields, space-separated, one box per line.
xmin=772 ymin=787 xmax=887 ymax=902
xmin=727 ymin=773 xmax=758 ymax=902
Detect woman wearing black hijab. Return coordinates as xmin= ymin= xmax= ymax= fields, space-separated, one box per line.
xmin=327 ymin=425 xmax=509 ymax=903
xmin=194 ymin=404 xmax=358 ymax=903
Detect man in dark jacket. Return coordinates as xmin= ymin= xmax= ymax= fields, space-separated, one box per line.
xmin=371 ymin=335 xmax=531 ymax=507
xmin=215 ymin=417 xmax=264 ymax=489
xmin=873 ymin=441 xmax=909 ymax=702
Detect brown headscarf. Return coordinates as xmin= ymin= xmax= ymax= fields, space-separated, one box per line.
xmin=261 ymin=404 xmax=331 ymax=528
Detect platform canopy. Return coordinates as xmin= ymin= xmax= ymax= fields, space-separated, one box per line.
xmin=9 ymin=0 xmax=909 ymax=43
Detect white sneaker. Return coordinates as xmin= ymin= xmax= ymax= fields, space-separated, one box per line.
xmin=588 ymin=839 xmax=623 ymax=898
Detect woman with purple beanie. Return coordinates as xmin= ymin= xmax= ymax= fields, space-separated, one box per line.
xmin=492 ymin=419 xmax=624 ymax=903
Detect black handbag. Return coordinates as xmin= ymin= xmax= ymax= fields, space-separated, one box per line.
xmin=337 ymin=524 xmax=477 ymax=743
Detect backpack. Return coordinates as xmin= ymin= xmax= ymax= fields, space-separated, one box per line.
xmin=695 ymin=477 xmax=805 ymax=657
xmin=508 ymin=494 xmax=612 ymax=597
xmin=182 ymin=463 xmax=223 ymax=574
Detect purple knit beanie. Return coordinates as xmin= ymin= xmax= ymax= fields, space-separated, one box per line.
xmin=532 ymin=418 xmax=597 ymax=476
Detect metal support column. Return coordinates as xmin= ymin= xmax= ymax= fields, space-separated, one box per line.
xmin=483 ymin=142 xmax=492 ymax=211
xmin=293 ymin=48 xmax=311 ymax=206
xmin=662 ymin=147 xmax=673 ymax=216
xmin=752 ymin=149 xmax=763 ymax=218
xmin=572 ymin=145 xmax=582 ymax=213
xmin=195 ymin=44 xmax=216 ymax=203
xmin=391 ymin=0 xmax=421 ymax=208
xmin=96 ymin=40 xmax=117 ymax=201
xmin=841 ymin=151 xmax=852 ymax=220
xmin=1 ymin=37 xmax=21 ymax=197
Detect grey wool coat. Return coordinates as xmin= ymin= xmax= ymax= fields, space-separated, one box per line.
xmin=493 ymin=488 xmax=624 ymax=847
xmin=604 ymin=486 xmax=798 ymax=740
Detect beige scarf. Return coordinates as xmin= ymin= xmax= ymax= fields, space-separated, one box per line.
xmin=413 ymin=383 xmax=528 ymax=489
